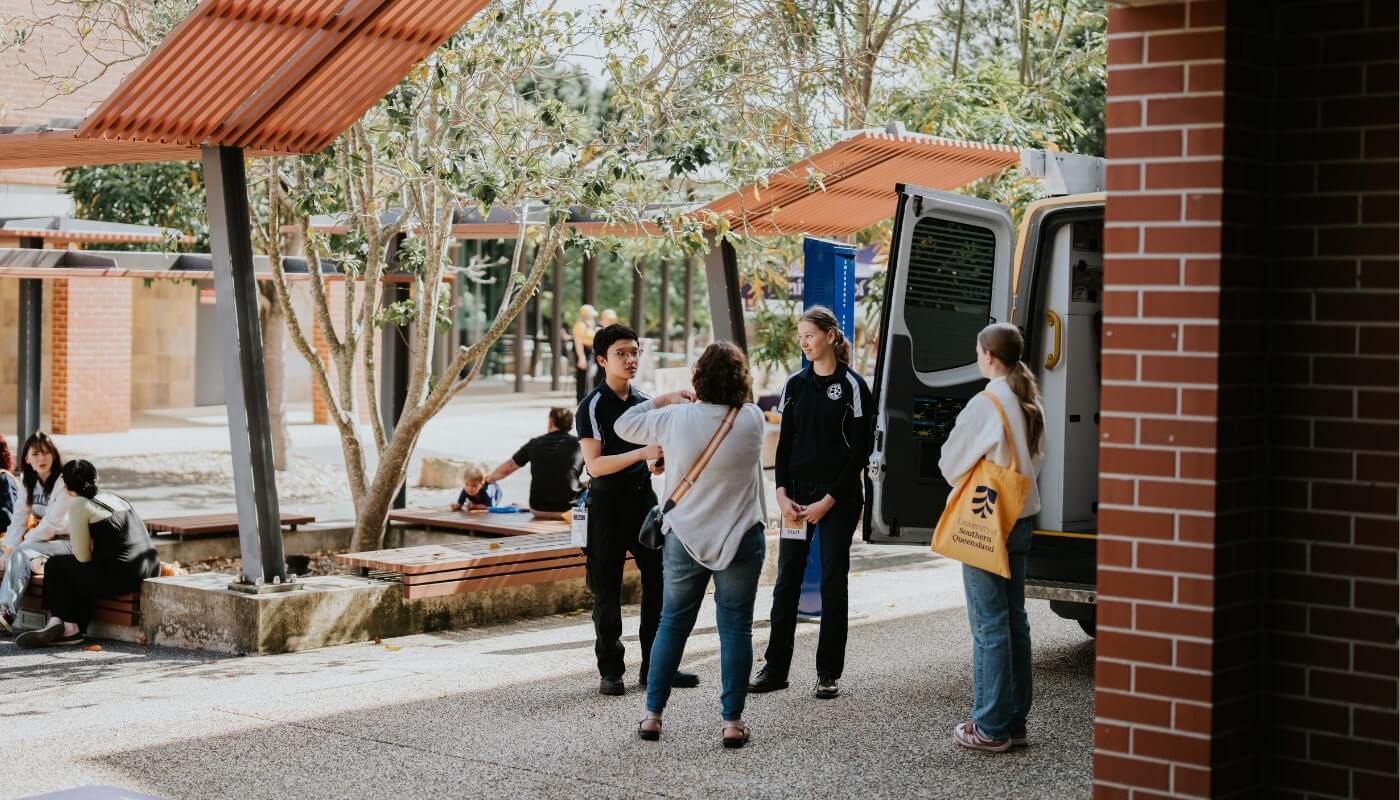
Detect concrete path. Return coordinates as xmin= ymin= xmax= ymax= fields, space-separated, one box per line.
xmin=0 ymin=546 xmax=1095 ymax=799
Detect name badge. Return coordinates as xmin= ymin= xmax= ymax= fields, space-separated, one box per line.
xmin=780 ymin=516 xmax=807 ymax=541
xmin=570 ymin=507 xmax=589 ymax=548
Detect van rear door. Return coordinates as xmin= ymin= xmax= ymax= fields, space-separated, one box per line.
xmin=865 ymin=185 xmax=1016 ymax=544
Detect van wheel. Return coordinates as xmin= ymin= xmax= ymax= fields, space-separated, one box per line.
xmin=1078 ymin=611 xmax=1096 ymax=638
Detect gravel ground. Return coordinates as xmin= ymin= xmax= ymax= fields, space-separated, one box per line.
xmin=0 ymin=552 xmax=1096 ymax=799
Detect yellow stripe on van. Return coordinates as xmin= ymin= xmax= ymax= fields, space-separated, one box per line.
xmin=1032 ymin=529 xmax=1099 ymax=540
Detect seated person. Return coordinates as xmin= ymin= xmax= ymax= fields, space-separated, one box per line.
xmin=485 ymin=407 xmax=583 ymax=519
xmin=449 ymin=462 xmax=498 ymax=512
xmin=16 ymin=460 xmax=158 ymax=648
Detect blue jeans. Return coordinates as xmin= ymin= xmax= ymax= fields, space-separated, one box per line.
xmin=1 ymin=539 xmax=74 ymax=615
xmin=962 ymin=517 xmax=1034 ymax=740
xmin=645 ymin=523 xmax=765 ymax=721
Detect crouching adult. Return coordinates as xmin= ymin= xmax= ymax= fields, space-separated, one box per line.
xmin=16 ymin=460 xmax=158 ymax=648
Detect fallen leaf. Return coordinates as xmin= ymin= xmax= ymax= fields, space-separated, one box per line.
xmin=384 ymin=644 xmax=401 ymax=652
xmin=489 ymin=542 xmax=502 ymax=550
xmin=373 ymin=637 xmax=383 ymax=645
xmin=82 ymin=644 xmax=102 ymax=652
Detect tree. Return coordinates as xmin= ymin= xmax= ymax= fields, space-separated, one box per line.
xmin=249 ymin=0 xmax=818 ymax=551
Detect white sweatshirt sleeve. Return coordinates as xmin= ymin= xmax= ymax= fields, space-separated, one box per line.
xmin=22 ymin=477 xmax=70 ymax=543
xmin=613 ymin=399 xmax=664 ymax=445
xmin=938 ymin=395 xmax=1004 ymax=489
xmin=2 ymin=494 xmax=26 ymax=551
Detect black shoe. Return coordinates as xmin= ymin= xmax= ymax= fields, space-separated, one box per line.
xmin=638 ymin=670 xmax=700 ymax=688
xmin=15 ymin=619 xmax=82 ymax=649
xmin=599 ymin=677 xmax=626 ymax=696
xmin=747 ymin=667 xmax=789 ymax=693
xmin=814 ymin=676 xmax=840 ymax=699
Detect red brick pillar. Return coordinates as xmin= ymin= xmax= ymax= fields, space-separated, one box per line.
xmin=1096 ymin=2 xmax=1226 ymax=797
xmin=50 ymin=278 xmax=133 ymax=434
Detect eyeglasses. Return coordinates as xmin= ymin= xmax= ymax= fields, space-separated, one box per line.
xmin=608 ymin=348 xmax=643 ymax=361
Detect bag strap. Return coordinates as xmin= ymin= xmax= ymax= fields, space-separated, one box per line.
xmin=661 ymin=406 xmax=740 ymax=513
xmin=979 ymin=391 xmax=1021 ymax=475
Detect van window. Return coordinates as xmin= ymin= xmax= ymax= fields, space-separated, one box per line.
xmin=903 ymin=216 xmax=997 ymax=373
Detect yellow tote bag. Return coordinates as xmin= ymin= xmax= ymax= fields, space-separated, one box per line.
xmin=931 ymin=392 xmax=1032 ymax=579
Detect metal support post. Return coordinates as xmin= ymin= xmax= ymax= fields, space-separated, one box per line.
xmin=658 ymin=257 xmax=670 ymax=354
xmin=630 ymin=262 xmax=644 ymax=335
xmin=582 ymin=252 xmax=597 ymax=308
xmin=16 ymin=236 xmax=42 ymax=448
xmin=550 ymin=248 xmax=563 ymax=391
xmin=703 ymin=235 xmax=747 ymax=352
xmin=201 ymin=145 xmax=291 ymax=592
xmin=380 ymin=236 xmax=410 ymax=510
xmin=683 ymin=257 xmax=694 ymax=362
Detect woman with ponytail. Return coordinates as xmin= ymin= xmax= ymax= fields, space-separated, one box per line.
xmin=750 ymin=306 xmax=874 ymax=700
xmin=938 ymin=323 xmax=1045 ymax=752
xmin=16 ymin=460 xmax=158 ymax=648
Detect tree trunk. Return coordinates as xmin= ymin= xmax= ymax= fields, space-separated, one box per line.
xmin=951 ymin=0 xmax=967 ymax=81
xmin=257 ymin=284 xmax=291 ymax=471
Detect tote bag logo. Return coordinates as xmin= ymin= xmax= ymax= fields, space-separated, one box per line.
xmin=971 ymin=485 xmax=998 ymax=518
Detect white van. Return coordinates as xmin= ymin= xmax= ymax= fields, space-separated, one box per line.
xmin=863 ymin=152 xmax=1106 ymax=636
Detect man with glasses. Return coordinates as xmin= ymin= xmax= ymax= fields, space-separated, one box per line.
xmin=576 ymin=324 xmax=700 ymax=696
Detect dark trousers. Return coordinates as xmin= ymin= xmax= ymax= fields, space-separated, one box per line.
xmin=762 ymin=496 xmax=862 ymax=682
xmin=43 ymin=552 xmax=157 ymax=632
xmin=584 ymin=480 xmax=662 ymax=680
xmin=575 ymin=346 xmax=591 ymax=401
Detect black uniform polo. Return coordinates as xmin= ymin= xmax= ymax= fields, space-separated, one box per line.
xmin=576 ymin=383 xmax=651 ymax=489
xmin=774 ymin=363 xmax=875 ymax=504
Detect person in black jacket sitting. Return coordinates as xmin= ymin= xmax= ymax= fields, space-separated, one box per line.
xmin=485 ymin=407 xmax=584 ymax=519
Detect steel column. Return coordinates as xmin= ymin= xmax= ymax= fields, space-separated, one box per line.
xmin=380 ymin=237 xmax=410 ymax=510
xmin=550 ymin=248 xmax=563 ymax=390
xmin=631 ymin=261 xmax=644 ymax=335
xmin=514 ymin=245 xmax=529 ymax=393
xmin=703 ymin=235 xmax=747 ymax=352
xmin=658 ymin=257 xmax=670 ymax=354
xmin=201 ymin=145 xmax=287 ymax=589
xmin=16 ymin=236 xmax=42 ymax=448
xmin=683 ymin=257 xmax=694 ymax=361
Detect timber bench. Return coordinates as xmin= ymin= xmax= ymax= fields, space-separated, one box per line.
xmin=337 ymin=531 xmax=631 ymax=600
xmin=387 ymin=507 xmax=568 ymax=537
xmin=145 ymin=512 xmax=317 ymax=540
xmin=0 ymin=569 xmax=141 ymax=628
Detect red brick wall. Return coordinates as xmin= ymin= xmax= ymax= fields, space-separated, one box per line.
xmin=50 ymin=278 xmax=133 ymax=434
xmin=1098 ymin=3 xmax=1227 ymax=797
xmin=1099 ymin=1 xmax=1397 ymax=797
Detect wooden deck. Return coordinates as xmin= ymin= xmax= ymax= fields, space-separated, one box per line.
xmin=146 ymin=512 xmax=317 ymax=539
xmin=387 ymin=507 xmax=568 ymax=537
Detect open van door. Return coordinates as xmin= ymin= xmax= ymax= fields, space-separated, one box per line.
xmin=865 ymin=185 xmax=1016 ymax=544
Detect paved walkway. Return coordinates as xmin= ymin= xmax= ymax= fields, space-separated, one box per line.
xmin=1 ymin=549 xmax=1095 ymax=799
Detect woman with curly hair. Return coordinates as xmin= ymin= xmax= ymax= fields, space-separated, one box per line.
xmin=613 ymin=341 xmax=767 ymax=748
xmin=16 ymin=459 xmax=158 ymax=648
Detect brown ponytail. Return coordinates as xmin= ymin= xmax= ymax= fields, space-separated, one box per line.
xmin=799 ymin=306 xmax=851 ymax=363
xmin=977 ymin=323 xmax=1045 ymax=459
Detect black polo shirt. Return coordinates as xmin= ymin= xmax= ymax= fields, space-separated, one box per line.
xmin=512 ymin=430 xmax=583 ymax=512
xmin=576 ymin=383 xmax=651 ymax=488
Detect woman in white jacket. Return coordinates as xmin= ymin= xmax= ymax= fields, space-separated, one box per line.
xmin=0 ymin=432 xmax=72 ymax=633
xmin=938 ymin=323 xmax=1045 ymax=753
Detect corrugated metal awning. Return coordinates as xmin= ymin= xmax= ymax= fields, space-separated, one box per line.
xmin=76 ymin=0 xmax=493 ymax=154
xmin=698 ymin=130 xmax=1021 ymax=237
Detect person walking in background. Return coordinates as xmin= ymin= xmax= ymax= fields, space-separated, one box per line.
xmin=939 ymin=323 xmax=1045 ymax=752
xmin=577 ymin=324 xmax=699 ymax=696
xmin=572 ymin=304 xmax=598 ymax=402
xmin=16 ymin=460 xmax=159 ymax=648
xmin=485 ymin=407 xmax=584 ymax=518
xmin=751 ymin=306 xmax=873 ymax=700
xmin=0 ymin=432 xmax=71 ymax=635
xmin=615 ymin=342 xmax=767 ymax=748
